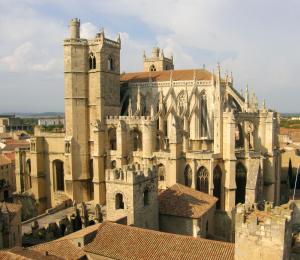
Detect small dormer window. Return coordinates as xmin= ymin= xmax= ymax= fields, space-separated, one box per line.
xmin=108 ymin=56 xmax=114 ymax=71
xmin=150 ymin=65 xmax=156 ymax=71
xmin=89 ymin=53 xmax=96 ymax=70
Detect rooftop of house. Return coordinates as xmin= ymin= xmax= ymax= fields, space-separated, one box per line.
xmin=0 ymin=139 xmax=30 ymax=152
xmin=0 ymin=202 xmax=22 ymax=221
xmin=158 ymin=183 xmax=218 ymax=219
xmin=0 ymin=246 xmax=63 ymax=260
xmin=120 ymin=69 xmax=212 ymax=83
xmin=0 ymin=153 xmax=12 ymax=166
xmin=28 ymin=224 xmax=101 ymax=259
xmin=84 ymin=222 xmax=234 ymax=260
xmin=30 ymin=239 xmax=86 ymax=260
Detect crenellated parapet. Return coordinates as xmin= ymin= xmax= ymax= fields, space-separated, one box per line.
xmin=235 ymin=201 xmax=294 ymax=260
xmin=106 ymin=163 xmax=157 ymax=185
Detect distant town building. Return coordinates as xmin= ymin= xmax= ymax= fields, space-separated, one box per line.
xmin=0 ymin=154 xmax=14 ymax=201
xmin=0 ymin=115 xmax=34 ymax=133
xmin=37 ymin=117 xmax=65 ymax=127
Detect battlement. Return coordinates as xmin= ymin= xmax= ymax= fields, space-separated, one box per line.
xmin=236 ymin=201 xmax=293 ymax=227
xmin=105 ymin=115 xmax=154 ymax=125
xmin=235 ymin=201 xmax=294 ymax=260
xmin=106 ymin=163 xmax=157 ymax=184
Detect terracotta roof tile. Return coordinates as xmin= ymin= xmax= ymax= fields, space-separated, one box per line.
xmin=0 ymin=246 xmax=62 ymax=260
xmin=2 ymin=152 xmax=15 ymax=162
xmin=57 ymin=223 xmax=100 ymax=242
xmin=0 ymin=140 xmax=29 ymax=152
xmin=0 ymin=202 xmax=21 ymax=213
xmin=0 ymin=154 xmax=11 ymax=166
xmin=84 ymin=222 xmax=234 ymax=260
xmin=158 ymin=184 xmax=218 ymax=218
xmin=31 ymin=239 xmax=85 ymax=260
xmin=120 ymin=69 xmax=212 ymax=83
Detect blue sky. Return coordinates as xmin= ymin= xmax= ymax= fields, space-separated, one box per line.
xmin=0 ymin=0 xmax=299 ymax=113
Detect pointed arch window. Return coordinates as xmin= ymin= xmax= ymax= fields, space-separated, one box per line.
xmin=196 ymin=166 xmax=209 ymax=193
xmin=89 ymin=53 xmax=96 ymax=70
xmin=200 ymin=95 xmax=208 ymax=137
xmin=235 ymin=162 xmax=247 ymax=205
xmin=108 ymin=128 xmax=117 ymax=150
xmin=184 ymin=165 xmax=192 ymax=187
xmin=115 ymin=193 xmax=124 ymax=209
xmin=213 ymin=165 xmax=222 ymax=209
xmin=108 ymin=56 xmax=114 ymax=71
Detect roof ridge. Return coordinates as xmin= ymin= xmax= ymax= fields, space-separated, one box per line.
xmin=89 ymin=221 xmax=235 ymax=246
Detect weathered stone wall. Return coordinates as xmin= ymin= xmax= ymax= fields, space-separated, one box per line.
xmin=159 ymin=215 xmax=193 ymax=236
xmin=235 ymin=202 xmax=293 ymax=260
xmin=106 ymin=164 xmax=159 ymax=230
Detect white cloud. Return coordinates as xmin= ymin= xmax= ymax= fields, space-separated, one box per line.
xmin=81 ymin=22 xmax=98 ymax=39
xmin=0 ymin=42 xmax=60 ymax=72
xmin=0 ymin=0 xmax=299 ymax=112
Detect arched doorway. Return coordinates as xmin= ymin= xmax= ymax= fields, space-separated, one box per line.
xmin=184 ymin=165 xmax=192 ymax=187
xmin=196 ymin=166 xmax=209 ymax=193
xmin=235 ymin=162 xmax=247 ymax=205
xmin=213 ymin=165 xmax=222 ymax=209
xmin=53 ymin=160 xmax=64 ymax=192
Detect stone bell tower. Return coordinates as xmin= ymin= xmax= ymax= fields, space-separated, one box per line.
xmin=64 ymin=18 xmax=90 ymax=202
xmin=143 ymin=47 xmax=174 ymax=72
xmin=64 ymin=18 xmax=122 ymax=205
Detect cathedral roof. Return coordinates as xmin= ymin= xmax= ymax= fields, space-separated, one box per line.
xmin=84 ymin=221 xmax=234 ymax=260
xmin=158 ymin=184 xmax=218 ymax=219
xmin=120 ymin=69 xmax=212 ymax=83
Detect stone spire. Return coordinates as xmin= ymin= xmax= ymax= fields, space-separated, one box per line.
xmin=117 ymin=33 xmax=121 ymax=44
xmin=245 ymin=85 xmax=249 ymax=109
xmin=216 ymin=62 xmax=221 ymax=84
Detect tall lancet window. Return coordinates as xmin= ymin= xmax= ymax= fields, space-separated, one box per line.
xmin=89 ymin=53 xmax=96 ymax=70
xmin=200 ymin=95 xmax=208 ymax=137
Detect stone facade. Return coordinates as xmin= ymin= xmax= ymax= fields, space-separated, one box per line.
xmin=106 ymin=163 xmax=159 ymax=230
xmin=143 ymin=47 xmax=174 ymax=72
xmin=14 ymin=18 xmax=281 ymax=241
xmin=0 ymin=202 xmax=22 ymax=249
xmin=235 ymin=201 xmax=293 ymax=260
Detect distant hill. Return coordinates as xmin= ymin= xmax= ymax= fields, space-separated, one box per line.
xmin=15 ymin=112 xmax=65 ymax=118
xmin=281 ymin=113 xmax=300 ymax=117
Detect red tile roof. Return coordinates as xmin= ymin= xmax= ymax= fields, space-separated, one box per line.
xmin=158 ymin=184 xmax=218 ymax=219
xmin=31 ymin=239 xmax=86 ymax=260
xmin=0 ymin=202 xmax=21 ymax=213
xmin=0 ymin=139 xmax=29 ymax=152
xmin=84 ymin=222 xmax=234 ymax=260
xmin=121 ymin=69 xmax=212 ymax=83
xmin=280 ymin=128 xmax=300 ymax=142
xmin=0 ymin=154 xmax=11 ymax=166
xmin=0 ymin=246 xmax=62 ymax=260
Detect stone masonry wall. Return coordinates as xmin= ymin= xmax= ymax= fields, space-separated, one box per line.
xmin=235 ymin=201 xmax=293 ymax=260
